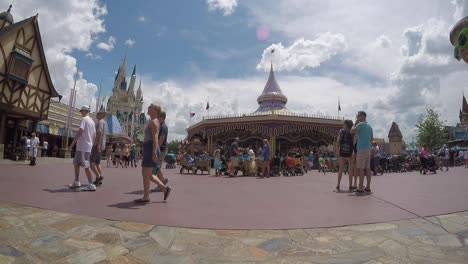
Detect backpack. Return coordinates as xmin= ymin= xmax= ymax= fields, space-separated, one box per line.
xmin=339 ymin=129 xmax=353 ymax=156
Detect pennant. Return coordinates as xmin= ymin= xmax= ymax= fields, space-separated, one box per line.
xmin=338 ymin=100 xmax=341 ymax=112
xmin=206 ymin=101 xmax=210 ymax=110
xmin=190 ymin=112 xmax=195 ymax=118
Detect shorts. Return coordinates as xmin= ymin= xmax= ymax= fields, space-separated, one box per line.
xmin=123 ymin=156 xmax=129 ymax=162
xmin=142 ymin=141 xmax=160 ymax=168
xmin=356 ymin=149 xmax=371 ymax=169
xmin=73 ymin=151 xmax=91 ymax=168
xmin=230 ymin=156 xmax=239 ymax=167
xmin=90 ymin=146 xmax=102 ymax=165
xmin=115 ymin=155 xmax=120 ymax=159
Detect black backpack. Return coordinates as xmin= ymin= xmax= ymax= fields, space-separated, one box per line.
xmin=339 ymin=129 xmax=353 ymax=156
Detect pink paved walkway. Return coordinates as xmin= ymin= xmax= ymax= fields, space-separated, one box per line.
xmin=0 ymin=161 xmax=467 ymax=229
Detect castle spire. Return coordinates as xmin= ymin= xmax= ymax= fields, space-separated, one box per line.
xmin=132 ymin=64 xmax=136 ymax=76
xmin=463 ymin=93 xmax=468 ymax=113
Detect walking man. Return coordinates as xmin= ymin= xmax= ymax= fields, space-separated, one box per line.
xmin=130 ymin=144 xmax=137 ymax=167
xmin=153 ymin=111 xmax=169 ymax=192
xmin=351 ymin=111 xmax=373 ymax=193
xmin=29 ymin=132 xmax=40 ymax=166
xmin=229 ymin=137 xmax=240 ymax=177
xmin=68 ymin=105 xmax=97 ymax=191
xmin=91 ymin=109 xmax=106 ymax=186
xmin=440 ymin=145 xmax=450 ymax=171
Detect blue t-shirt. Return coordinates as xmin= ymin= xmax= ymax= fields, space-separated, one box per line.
xmin=159 ymin=122 xmax=168 ymax=152
xmin=263 ymin=144 xmax=271 ymax=160
xmin=356 ymin=121 xmax=373 ymax=151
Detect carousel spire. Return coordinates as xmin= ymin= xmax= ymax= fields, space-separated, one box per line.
xmin=253 ymin=56 xmax=289 ymax=114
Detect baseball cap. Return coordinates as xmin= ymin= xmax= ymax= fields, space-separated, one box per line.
xmin=80 ymin=105 xmax=90 ymax=112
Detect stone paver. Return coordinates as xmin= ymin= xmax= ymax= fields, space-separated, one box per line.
xmin=0 ymin=203 xmax=467 ymax=263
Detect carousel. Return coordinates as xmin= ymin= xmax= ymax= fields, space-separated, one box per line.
xmin=185 ymin=63 xmax=343 ymax=156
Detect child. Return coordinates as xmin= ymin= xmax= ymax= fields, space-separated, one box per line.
xmin=213 ymin=149 xmax=222 ymax=176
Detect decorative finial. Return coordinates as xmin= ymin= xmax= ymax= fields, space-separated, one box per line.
xmin=270 ymin=48 xmax=275 ymax=72
xmin=7 ymin=4 xmax=12 ymax=13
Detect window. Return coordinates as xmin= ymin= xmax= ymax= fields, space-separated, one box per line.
xmin=7 ymin=46 xmax=33 ymax=85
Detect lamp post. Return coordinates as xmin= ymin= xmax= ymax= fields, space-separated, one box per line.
xmin=62 ymin=68 xmax=78 ymax=158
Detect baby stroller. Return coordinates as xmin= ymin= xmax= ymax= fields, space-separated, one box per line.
xmin=294 ymin=153 xmax=305 ymax=175
xmin=283 ymin=155 xmax=295 ymax=176
xmin=420 ymin=155 xmax=438 ymax=174
xmin=165 ymin=153 xmax=176 ymax=169
xmin=426 ymin=155 xmax=438 ymax=174
xmin=271 ymin=157 xmax=282 ymax=176
xmin=318 ymin=157 xmax=329 ymax=174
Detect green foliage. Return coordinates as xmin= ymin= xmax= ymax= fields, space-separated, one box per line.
xmin=168 ymin=140 xmax=179 ymax=153
xmin=416 ymin=108 xmax=448 ymax=152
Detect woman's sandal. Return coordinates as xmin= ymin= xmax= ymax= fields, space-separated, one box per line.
xmin=134 ymin=198 xmax=150 ymax=204
xmin=164 ymin=186 xmax=172 ymax=201
xmin=336 ymin=186 xmax=340 ymax=191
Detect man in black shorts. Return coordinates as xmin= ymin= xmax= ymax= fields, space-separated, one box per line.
xmin=91 ymin=109 xmax=106 ymax=186
xmin=153 ymin=111 xmax=169 ymax=192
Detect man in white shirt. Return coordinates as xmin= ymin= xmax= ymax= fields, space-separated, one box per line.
xmin=68 ymin=105 xmax=97 ymax=191
xmin=29 ymin=132 xmax=40 ymax=166
xmin=440 ymin=145 xmax=450 ymax=171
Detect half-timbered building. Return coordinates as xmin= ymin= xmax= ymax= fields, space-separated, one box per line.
xmin=0 ymin=6 xmax=60 ymax=158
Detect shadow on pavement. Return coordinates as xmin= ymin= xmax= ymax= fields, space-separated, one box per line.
xmin=108 ymin=200 xmax=165 ymax=209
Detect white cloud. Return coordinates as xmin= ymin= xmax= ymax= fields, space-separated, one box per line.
xmin=243 ymin=0 xmax=468 ymax=143
xmin=1 ymin=0 xmax=107 ymax=111
xmin=125 ymin=38 xmax=136 ymax=47
xmin=373 ymin=35 xmax=392 ymax=48
xmin=138 ymin=15 xmax=146 ymax=22
xmin=256 ymin=33 xmax=347 ymax=72
xmin=206 ymin=0 xmax=238 ymax=16
xmin=97 ymin=36 xmax=116 ymax=51
xmin=85 ymin=52 xmax=102 ymax=60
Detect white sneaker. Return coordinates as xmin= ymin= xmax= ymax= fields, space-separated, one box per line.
xmin=81 ymin=184 xmax=96 ymax=192
xmin=68 ymin=181 xmax=81 ymax=190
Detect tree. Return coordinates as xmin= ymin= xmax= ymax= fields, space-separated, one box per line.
xmin=167 ymin=140 xmax=180 ymax=153
xmin=416 ymin=108 xmax=448 ymax=152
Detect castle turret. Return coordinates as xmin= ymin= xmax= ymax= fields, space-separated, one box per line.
xmin=253 ymin=63 xmax=289 ymax=115
xmin=0 ymin=5 xmax=13 ymax=29
xmin=113 ymin=53 xmax=127 ymax=92
xmin=136 ymin=80 xmax=142 ymax=101
xmin=128 ymin=65 xmax=136 ymax=97
xmin=460 ymin=94 xmax=468 ymax=125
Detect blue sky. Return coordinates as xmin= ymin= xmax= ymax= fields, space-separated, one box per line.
xmin=4 ymin=0 xmax=468 ymax=141
xmin=74 ymin=0 xmax=270 ymax=92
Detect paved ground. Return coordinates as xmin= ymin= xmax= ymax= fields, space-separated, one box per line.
xmin=0 ymin=158 xmax=468 ymax=263
xmin=0 ymin=158 xmax=467 ymax=229
xmin=0 ymin=203 xmax=467 ymax=264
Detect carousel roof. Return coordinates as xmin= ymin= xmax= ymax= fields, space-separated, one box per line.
xmin=253 ymin=63 xmax=290 ymax=114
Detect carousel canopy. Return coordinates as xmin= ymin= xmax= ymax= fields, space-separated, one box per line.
xmin=253 ymin=64 xmax=290 ymax=115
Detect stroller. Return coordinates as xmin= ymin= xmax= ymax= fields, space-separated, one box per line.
xmin=283 ymin=155 xmax=295 ymax=176
xmin=318 ymin=157 xmax=329 ymax=174
xmin=271 ymin=157 xmax=282 ymax=176
xmin=420 ymin=155 xmax=438 ymax=174
xmin=165 ymin=152 xmax=176 ymax=169
xmin=293 ymin=153 xmax=305 ymax=175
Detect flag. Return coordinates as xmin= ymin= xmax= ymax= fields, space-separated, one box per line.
xmin=190 ymin=112 xmax=195 ymax=118
xmin=206 ymin=101 xmax=210 ymax=110
xmin=338 ymin=99 xmax=341 ymax=112
xmin=271 ymin=48 xmax=275 ymax=53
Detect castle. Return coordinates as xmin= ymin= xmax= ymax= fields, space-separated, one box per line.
xmin=106 ymin=54 xmax=146 ymax=141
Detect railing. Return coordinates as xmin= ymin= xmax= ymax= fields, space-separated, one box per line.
xmin=203 ymin=112 xmax=341 ymax=121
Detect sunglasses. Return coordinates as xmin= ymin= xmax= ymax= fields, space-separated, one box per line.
xmin=456 ymin=28 xmax=468 ymax=49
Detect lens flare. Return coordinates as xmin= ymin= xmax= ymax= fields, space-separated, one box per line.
xmin=256 ymin=25 xmax=269 ymax=41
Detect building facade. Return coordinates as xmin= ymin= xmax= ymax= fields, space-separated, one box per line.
xmin=0 ymin=6 xmax=60 ymax=159
xmin=106 ymin=55 xmax=145 ymax=142
xmin=186 ymin=64 xmax=343 ymax=156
